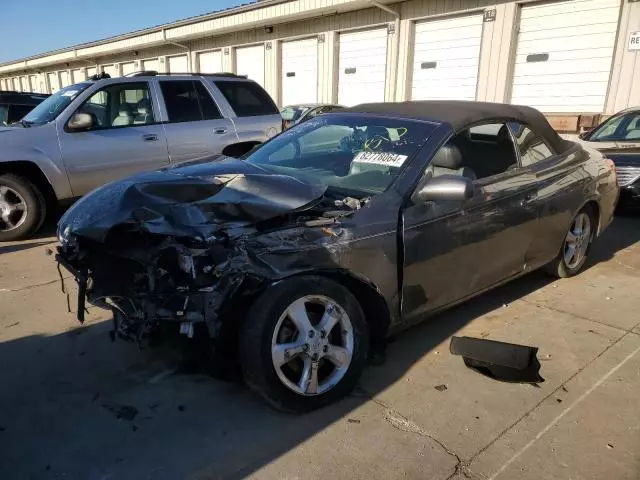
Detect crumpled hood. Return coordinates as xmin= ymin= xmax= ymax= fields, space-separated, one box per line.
xmin=58 ymin=156 xmax=327 ymax=243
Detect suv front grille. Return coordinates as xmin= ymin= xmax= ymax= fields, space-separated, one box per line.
xmin=615 ymin=166 xmax=640 ymax=187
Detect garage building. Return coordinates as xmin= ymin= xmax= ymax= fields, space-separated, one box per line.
xmin=1 ymin=0 xmax=639 ymax=132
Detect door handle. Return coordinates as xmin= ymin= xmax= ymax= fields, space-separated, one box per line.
xmin=214 ymin=128 xmax=228 ymax=135
xmin=142 ymin=134 xmax=158 ymax=141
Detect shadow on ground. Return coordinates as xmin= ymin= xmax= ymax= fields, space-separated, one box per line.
xmin=0 ymin=241 xmax=55 ymax=255
xmin=0 ymin=217 xmax=638 ymax=479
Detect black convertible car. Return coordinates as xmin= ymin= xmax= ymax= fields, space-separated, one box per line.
xmin=56 ymin=101 xmax=618 ymax=412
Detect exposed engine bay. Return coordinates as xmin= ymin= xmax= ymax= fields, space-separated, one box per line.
xmin=55 ymin=158 xmax=367 ymax=347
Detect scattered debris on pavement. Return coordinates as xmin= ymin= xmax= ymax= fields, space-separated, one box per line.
xmin=434 ymin=384 xmax=448 ymax=392
xmin=102 ymin=401 xmax=139 ymax=421
xmin=449 ymin=336 xmax=544 ymax=384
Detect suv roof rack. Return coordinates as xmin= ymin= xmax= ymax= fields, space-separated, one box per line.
xmin=0 ymin=90 xmax=49 ymax=97
xmin=123 ymin=71 xmax=248 ymax=79
xmin=89 ymin=72 xmax=111 ymax=80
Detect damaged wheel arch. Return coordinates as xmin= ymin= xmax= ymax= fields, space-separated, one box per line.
xmin=215 ymin=269 xmax=392 ymax=358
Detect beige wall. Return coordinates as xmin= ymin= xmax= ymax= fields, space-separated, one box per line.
xmin=605 ymin=1 xmax=640 ymax=113
xmin=0 ymin=0 xmax=635 ymax=120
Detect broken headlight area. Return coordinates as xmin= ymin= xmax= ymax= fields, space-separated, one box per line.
xmin=55 ymin=201 xmax=361 ymax=347
xmin=54 ymin=163 xmax=367 ymax=349
xmin=55 ymin=230 xmax=244 ymax=343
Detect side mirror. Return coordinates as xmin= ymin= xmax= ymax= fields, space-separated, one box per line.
xmin=412 ymin=175 xmax=475 ymax=204
xmin=66 ymin=112 xmax=93 ymax=132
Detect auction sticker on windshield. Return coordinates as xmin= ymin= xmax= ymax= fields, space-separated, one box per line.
xmin=352 ymin=151 xmax=408 ymax=167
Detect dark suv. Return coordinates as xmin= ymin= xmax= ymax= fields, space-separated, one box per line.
xmin=0 ymin=91 xmax=49 ymax=126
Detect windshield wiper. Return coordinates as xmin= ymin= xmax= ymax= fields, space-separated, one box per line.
xmin=10 ymin=119 xmax=33 ymax=128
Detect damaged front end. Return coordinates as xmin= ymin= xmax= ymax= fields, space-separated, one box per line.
xmin=55 ymin=159 xmax=364 ymax=346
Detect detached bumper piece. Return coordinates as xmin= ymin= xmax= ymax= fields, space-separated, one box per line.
xmin=450 ymin=336 xmax=544 ymax=384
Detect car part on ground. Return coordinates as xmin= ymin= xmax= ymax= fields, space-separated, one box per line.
xmin=449 ymin=336 xmax=544 ymax=383
xmin=56 ymin=102 xmax=617 ymax=411
xmin=0 ymin=74 xmax=281 ymax=241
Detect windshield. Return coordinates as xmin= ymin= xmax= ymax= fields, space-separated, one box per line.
xmin=281 ymin=106 xmax=310 ymax=122
xmin=22 ymin=83 xmax=92 ymax=125
xmin=245 ymin=114 xmax=437 ymax=194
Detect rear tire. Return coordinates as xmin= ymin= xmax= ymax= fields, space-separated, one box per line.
xmin=240 ymin=276 xmax=369 ymax=413
xmin=545 ymin=205 xmax=596 ymax=278
xmin=0 ymin=174 xmax=46 ymax=242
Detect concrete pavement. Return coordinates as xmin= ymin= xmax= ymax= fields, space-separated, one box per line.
xmin=0 ymin=216 xmax=638 ymax=479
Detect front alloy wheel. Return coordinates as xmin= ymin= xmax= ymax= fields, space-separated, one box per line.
xmin=271 ymin=296 xmax=354 ymax=396
xmin=241 ymin=276 xmax=369 ymax=412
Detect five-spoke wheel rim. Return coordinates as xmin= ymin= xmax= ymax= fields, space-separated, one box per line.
xmin=0 ymin=185 xmax=28 ymax=232
xmin=564 ymin=212 xmax=591 ymax=269
xmin=271 ymin=295 xmax=354 ymax=396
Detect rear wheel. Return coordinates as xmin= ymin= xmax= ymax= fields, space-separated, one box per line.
xmin=240 ymin=276 xmax=369 ymax=412
xmin=0 ymin=174 xmax=46 ymax=242
xmin=545 ymin=206 xmax=595 ymax=278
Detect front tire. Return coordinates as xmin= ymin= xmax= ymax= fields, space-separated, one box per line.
xmin=545 ymin=206 xmax=595 ymax=278
xmin=240 ymin=276 xmax=369 ymax=413
xmin=0 ymin=174 xmax=46 ymax=242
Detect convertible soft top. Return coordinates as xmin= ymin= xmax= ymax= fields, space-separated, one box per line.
xmin=346 ymin=101 xmax=569 ymax=153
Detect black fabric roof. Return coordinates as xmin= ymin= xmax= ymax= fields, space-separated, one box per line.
xmin=345 ymin=101 xmax=568 ymax=152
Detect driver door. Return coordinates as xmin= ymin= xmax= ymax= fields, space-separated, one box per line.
xmin=400 ymin=124 xmax=539 ymax=326
xmin=58 ymin=81 xmax=169 ymax=196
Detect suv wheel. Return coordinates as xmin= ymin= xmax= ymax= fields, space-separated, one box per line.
xmin=240 ymin=276 xmax=369 ymax=412
xmin=0 ymin=174 xmax=46 ymax=242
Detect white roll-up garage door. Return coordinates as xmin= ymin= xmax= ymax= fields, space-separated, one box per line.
xmin=121 ymin=62 xmax=136 ymax=76
xmin=20 ymin=77 xmax=29 ymax=92
xmin=47 ymin=73 xmax=60 ymax=93
xmin=338 ymin=28 xmax=388 ymax=106
xmin=29 ymin=75 xmax=38 ymax=92
xmin=236 ymin=45 xmax=265 ymax=87
xmin=71 ymin=69 xmax=85 ymax=84
xmin=198 ymin=51 xmax=223 ymax=73
xmin=412 ymin=15 xmax=483 ymax=101
xmin=281 ymin=38 xmax=318 ymax=106
xmin=102 ymin=64 xmax=118 ymax=78
xmin=87 ymin=67 xmax=97 ymax=78
xmin=167 ymin=55 xmax=188 ymax=73
xmin=142 ymin=59 xmax=159 ymax=73
xmin=60 ymin=71 xmax=70 ymax=88
xmin=511 ymin=0 xmax=621 ymax=113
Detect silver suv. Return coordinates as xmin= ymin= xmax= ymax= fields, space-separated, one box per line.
xmin=0 ymin=73 xmax=282 ymax=241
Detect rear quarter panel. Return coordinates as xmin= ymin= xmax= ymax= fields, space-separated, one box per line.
xmin=203 ymin=78 xmax=282 ymax=144
xmin=232 ymin=114 xmax=282 ymax=144
xmin=528 ymin=142 xmax=615 ymax=266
